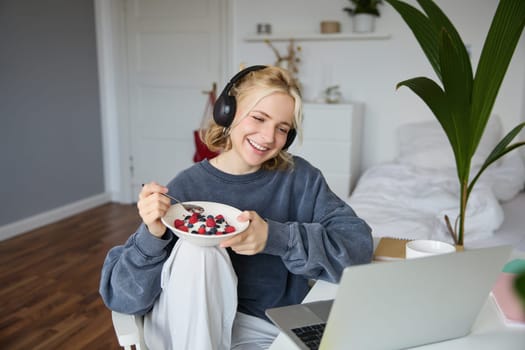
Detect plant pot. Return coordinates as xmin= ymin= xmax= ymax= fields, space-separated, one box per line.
xmin=353 ymin=14 xmax=376 ymax=33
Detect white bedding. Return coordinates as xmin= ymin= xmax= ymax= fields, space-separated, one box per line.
xmin=347 ymin=117 xmax=525 ymax=248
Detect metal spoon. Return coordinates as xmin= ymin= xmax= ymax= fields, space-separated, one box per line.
xmin=160 ymin=192 xmax=205 ymax=214
xmin=141 ymin=184 xmax=204 ymax=213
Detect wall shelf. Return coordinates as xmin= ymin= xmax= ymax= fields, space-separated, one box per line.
xmin=244 ymin=32 xmax=391 ymax=42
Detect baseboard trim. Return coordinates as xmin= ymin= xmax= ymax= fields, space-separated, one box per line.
xmin=0 ymin=193 xmax=111 ymax=241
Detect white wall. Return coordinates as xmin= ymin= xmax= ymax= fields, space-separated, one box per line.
xmin=231 ymin=0 xmax=525 ymax=170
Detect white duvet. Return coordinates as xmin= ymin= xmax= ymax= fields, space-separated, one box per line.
xmin=347 ymin=117 xmax=525 ymax=246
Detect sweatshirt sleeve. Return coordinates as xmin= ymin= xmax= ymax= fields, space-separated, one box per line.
xmin=262 ymin=167 xmax=373 ymax=283
xmin=99 ymin=223 xmax=176 ymax=315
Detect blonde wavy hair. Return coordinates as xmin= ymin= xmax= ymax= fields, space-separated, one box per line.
xmin=203 ymin=66 xmax=303 ymax=171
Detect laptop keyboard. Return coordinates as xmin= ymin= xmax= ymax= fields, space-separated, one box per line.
xmin=291 ymin=323 xmax=326 ymax=350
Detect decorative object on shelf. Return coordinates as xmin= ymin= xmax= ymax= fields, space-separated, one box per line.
xmin=320 ymin=21 xmax=341 ymax=34
xmin=264 ymin=39 xmax=301 ymax=85
xmin=256 ymin=23 xmax=272 ymax=35
xmin=323 ymin=85 xmax=342 ymax=103
xmin=343 ymin=0 xmax=383 ymax=33
xmin=386 ymin=0 xmax=525 ymax=248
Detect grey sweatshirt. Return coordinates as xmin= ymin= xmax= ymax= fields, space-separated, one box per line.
xmin=99 ymin=156 xmax=373 ymax=321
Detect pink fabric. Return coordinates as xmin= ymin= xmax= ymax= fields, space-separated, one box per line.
xmin=492 ymin=272 xmax=525 ymax=324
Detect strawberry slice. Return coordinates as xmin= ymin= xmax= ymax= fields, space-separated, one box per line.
xmin=174 ymin=219 xmax=185 ymax=228
xmin=206 ymin=217 xmax=216 ymax=227
xmin=178 ymin=225 xmax=189 ymax=232
xmin=189 ymin=213 xmax=200 ymax=224
xmin=224 ymin=225 xmax=236 ymax=233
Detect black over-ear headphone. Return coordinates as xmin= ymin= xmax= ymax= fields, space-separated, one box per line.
xmin=213 ymin=65 xmax=297 ymax=150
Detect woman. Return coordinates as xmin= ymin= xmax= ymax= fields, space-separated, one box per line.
xmin=100 ymin=65 xmax=373 ymax=349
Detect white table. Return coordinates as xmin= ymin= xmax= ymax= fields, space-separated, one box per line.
xmin=269 ymin=250 xmax=525 ymax=350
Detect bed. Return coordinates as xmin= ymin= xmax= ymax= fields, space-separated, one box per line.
xmin=347 ymin=116 xmax=525 ymax=250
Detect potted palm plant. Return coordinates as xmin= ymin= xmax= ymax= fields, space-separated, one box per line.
xmin=384 ymin=0 xmax=525 ymax=248
xmin=343 ymin=0 xmax=383 ymax=33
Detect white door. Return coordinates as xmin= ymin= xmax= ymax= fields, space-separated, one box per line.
xmin=125 ymin=0 xmax=225 ymax=195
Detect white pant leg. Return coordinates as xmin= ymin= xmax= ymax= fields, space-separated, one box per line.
xmin=145 ymin=239 xmax=238 ymax=350
xmin=231 ymin=312 xmax=280 ymax=350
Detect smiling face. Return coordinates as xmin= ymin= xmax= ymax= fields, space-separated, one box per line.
xmin=222 ymin=91 xmax=295 ymax=174
xmin=204 ymin=66 xmax=303 ymax=173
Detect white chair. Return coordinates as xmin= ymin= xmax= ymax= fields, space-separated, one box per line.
xmin=111 ymin=311 xmax=147 ymax=350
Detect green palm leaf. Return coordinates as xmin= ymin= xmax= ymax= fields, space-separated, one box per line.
xmin=386 ymin=0 xmax=441 ymax=80
xmin=438 ymin=30 xmax=472 ymax=180
xmin=416 ymin=0 xmax=473 ymax=89
xmin=396 ymin=77 xmax=460 ymax=170
xmin=468 ymin=123 xmax=525 ymax=196
xmin=471 ymin=0 xmax=525 ymax=153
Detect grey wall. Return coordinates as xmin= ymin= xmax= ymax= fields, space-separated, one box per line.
xmin=0 ymin=0 xmax=104 ymax=225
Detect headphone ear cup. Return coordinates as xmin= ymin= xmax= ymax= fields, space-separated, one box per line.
xmin=213 ymin=92 xmax=236 ymax=127
xmin=213 ymin=65 xmax=267 ymax=128
xmin=283 ymin=129 xmax=297 ymax=150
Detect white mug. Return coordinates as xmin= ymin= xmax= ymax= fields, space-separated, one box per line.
xmin=405 ymin=239 xmax=456 ymax=259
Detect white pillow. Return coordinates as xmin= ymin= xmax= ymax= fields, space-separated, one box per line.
xmin=397 ymin=115 xmax=502 ymax=170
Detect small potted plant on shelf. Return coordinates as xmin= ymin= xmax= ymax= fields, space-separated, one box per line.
xmin=343 ymin=0 xmax=383 ymax=33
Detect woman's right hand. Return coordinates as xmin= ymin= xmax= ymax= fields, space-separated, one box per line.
xmin=137 ymin=182 xmax=171 ymax=237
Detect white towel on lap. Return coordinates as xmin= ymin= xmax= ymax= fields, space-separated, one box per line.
xmin=144 ymin=239 xmax=238 ymax=350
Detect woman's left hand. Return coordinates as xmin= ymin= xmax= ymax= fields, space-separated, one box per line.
xmin=220 ymin=210 xmax=268 ymax=255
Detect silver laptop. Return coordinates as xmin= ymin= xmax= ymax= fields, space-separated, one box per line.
xmin=266 ymin=245 xmax=511 ymax=350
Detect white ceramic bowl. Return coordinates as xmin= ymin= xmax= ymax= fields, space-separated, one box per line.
xmin=161 ymin=201 xmax=249 ymax=247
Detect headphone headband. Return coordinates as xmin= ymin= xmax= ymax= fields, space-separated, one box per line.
xmin=223 ymin=65 xmax=267 ymax=94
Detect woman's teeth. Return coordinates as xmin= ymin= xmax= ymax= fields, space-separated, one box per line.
xmin=248 ymin=139 xmax=268 ymax=151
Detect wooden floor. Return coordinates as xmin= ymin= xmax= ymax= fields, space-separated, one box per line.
xmin=0 ymin=203 xmax=141 ymax=350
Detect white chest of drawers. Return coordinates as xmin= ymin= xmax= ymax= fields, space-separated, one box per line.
xmin=289 ymin=102 xmax=364 ymax=199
